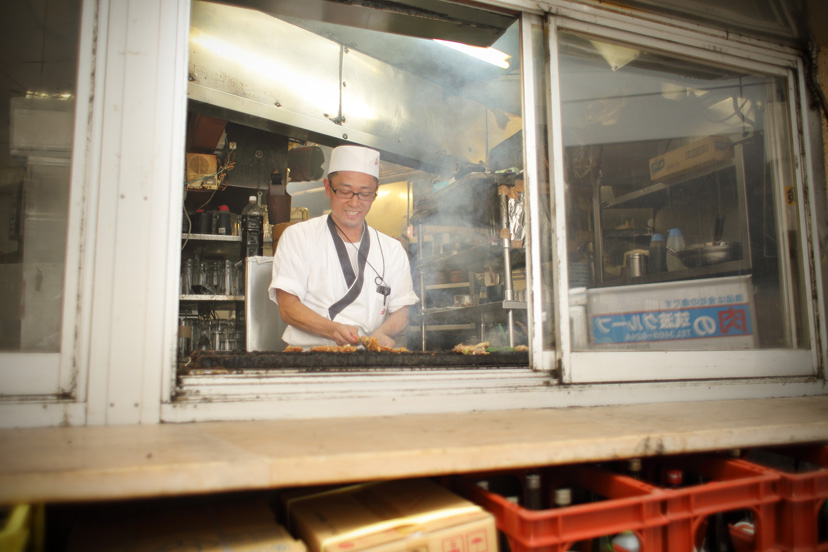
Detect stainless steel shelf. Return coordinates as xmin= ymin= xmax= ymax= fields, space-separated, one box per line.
xmin=413 ymin=171 xmax=526 ymax=349
xmin=596 ymin=259 xmax=751 ymax=288
xmin=594 ymin=143 xmax=751 ymax=286
xmin=181 ymin=233 xmax=272 ymax=243
xmin=181 ymin=233 xmax=240 ymax=242
xmin=410 ymin=323 xmax=477 ymax=332
xmin=416 ymin=244 xmax=525 ymax=271
xmin=418 ymin=300 xmax=526 ymax=323
xmin=426 ymin=282 xmax=471 ymax=291
xmin=179 ymin=294 xmax=244 ymax=301
xmin=603 ymin=155 xmax=737 ymax=210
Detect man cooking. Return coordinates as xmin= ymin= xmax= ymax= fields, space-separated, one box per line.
xmin=268 ymin=145 xmax=419 ymax=349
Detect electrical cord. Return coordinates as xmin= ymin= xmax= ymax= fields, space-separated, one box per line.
xmin=181 ymin=150 xmax=236 ymax=250
xmin=184 ymin=151 xmax=236 ymax=189
xmin=181 ymin=204 xmax=192 ymax=250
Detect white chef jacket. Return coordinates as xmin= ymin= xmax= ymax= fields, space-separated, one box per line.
xmin=269 ymin=215 xmax=419 ymax=347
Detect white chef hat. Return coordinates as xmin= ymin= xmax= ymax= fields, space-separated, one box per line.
xmin=328 ymin=145 xmax=380 ymax=179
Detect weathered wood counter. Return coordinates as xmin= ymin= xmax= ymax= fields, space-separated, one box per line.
xmin=1 ymin=396 xmax=827 ymax=504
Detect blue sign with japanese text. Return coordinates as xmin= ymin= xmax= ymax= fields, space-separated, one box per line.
xmin=591 ymin=303 xmax=753 ymax=344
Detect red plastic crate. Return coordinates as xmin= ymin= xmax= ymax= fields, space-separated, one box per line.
xmin=447 ymin=465 xmax=669 ymax=552
xmin=744 ymin=445 xmax=828 ymax=551
xmin=641 ymin=454 xmax=781 ymax=552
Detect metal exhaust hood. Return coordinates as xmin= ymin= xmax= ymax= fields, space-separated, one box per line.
xmin=188 ymin=1 xmax=521 ymax=173
xmin=212 ymin=0 xmax=514 ymax=47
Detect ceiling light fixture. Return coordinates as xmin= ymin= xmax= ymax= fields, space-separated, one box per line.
xmin=433 ymin=39 xmax=510 ymax=69
xmin=25 ymin=91 xmax=74 ymax=100
xmin=588 ymin=40 xmax=640 ymax=72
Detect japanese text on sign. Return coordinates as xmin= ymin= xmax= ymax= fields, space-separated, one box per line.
xmin=592 ymin=302 xmax=752 ymax=344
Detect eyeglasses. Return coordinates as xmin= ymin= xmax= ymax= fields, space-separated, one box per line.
xmin=329 ymin=184 xmax=377 ymax=201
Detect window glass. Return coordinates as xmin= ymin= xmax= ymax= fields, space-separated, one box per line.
xmin=0 ymin=2 xmax=80 ymax=351
xmin=181 ymin=1 xmax=527 ymax=366
xmin=556 ymin=32 xmax=807 ymax=352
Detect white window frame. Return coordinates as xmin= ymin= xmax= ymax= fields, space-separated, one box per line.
xmin=160 ymin=3 xmax=826 ymax=424
xmin=5 ymin=1 xmax=816 ymax=430
xmin=543 ymin=8 xmax=825 ymax=384
xmin=0 ymin=0 xmax=192 ymax=429
xmin=0 ymin=0 xmax=96 ymax=410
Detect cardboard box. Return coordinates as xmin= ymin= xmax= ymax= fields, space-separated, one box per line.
xmin=284 ymin=479 xmax=497 ymax=552
xmin=649 ymin=135 xmax=733 ymax=181
xmin=68 ymin=495 xmax=307 ymax=552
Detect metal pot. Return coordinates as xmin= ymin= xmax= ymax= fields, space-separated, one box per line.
xmin=624 ymin=251 xmax=648 ymax=278
xmin=676 ymin=242 xmax=742 ymax=268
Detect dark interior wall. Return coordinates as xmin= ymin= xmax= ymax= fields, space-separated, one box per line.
xmin=222 ymin=123 xmax=289 ymax=195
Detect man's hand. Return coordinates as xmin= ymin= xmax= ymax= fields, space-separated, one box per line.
xmin=369 ymin=331 xmax=396 ymax=349
xmin=277 ymin=289 xmax=360 ymax=345
xmin=332 ymin=323 xmax=360 ymax=346
xmin=370 ymin=306 xmax=409 ymax=347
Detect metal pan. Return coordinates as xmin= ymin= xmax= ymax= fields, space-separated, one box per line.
xmin=676 ymin=241 xmax=742 ymax=268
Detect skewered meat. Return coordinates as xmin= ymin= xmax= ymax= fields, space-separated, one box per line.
xmin=360 ymin=335 xmax=410 ymax=353
xmin=309 ymin=344 xmax=359 ymax=353
xmin=452 ymin=341 xmax=490 ymax=355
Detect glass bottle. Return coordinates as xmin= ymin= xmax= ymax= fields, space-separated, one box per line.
xmin=262 ymin=201 xmax=272 ymax=239
xmin=177 ymin=321 xmax=192 ymax=361
xmin=701 ymin=513 xmax=737 ymax=552
xmin=522 ymin=472 xmax=543 ymax=510
xmin=553 ymin=488 xmax=572 ymax=508
xmin=818 ymin=500 xmax=828 ymax=542
xmin=181 ymin=258 xmax=193 ymax=295
xmin=195 ymin=319 xmax=211 ymax=350
xmin=223 ymin=259 xmax=233 ymax=296
xmin=627 ymin=458 xmax=642 ymax=481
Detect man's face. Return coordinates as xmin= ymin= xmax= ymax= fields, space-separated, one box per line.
xmin=325 ymin=171 xmax=378 ymax=235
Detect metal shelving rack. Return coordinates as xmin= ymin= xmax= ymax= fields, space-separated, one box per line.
xmin=593 ymin=143 xmax=752 ymax=286
xmin=411 ymin=173 xmax=526 ymax=350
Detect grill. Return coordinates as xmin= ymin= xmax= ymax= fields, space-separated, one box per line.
xmin=184 ymin=350 xmax=529 ymax=371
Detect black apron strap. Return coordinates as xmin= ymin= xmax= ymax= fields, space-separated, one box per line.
xmin=327 ymin=216 xmax=370 ymax=320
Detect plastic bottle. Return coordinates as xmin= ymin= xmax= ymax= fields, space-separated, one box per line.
xmin=216 ymin=205 xmax=232 ymax=235
xmin=195 ymin=208 xmax=212 ymax=234
xmin=647 ymin=233 xmax=666 ymax=274
xmin=666 ymin=228 xmax=686 ymax=271
xmin=241 ymin=195 xmax=264 ymax=258
xmin=665 ymin=468 xmax=684 ymax=489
